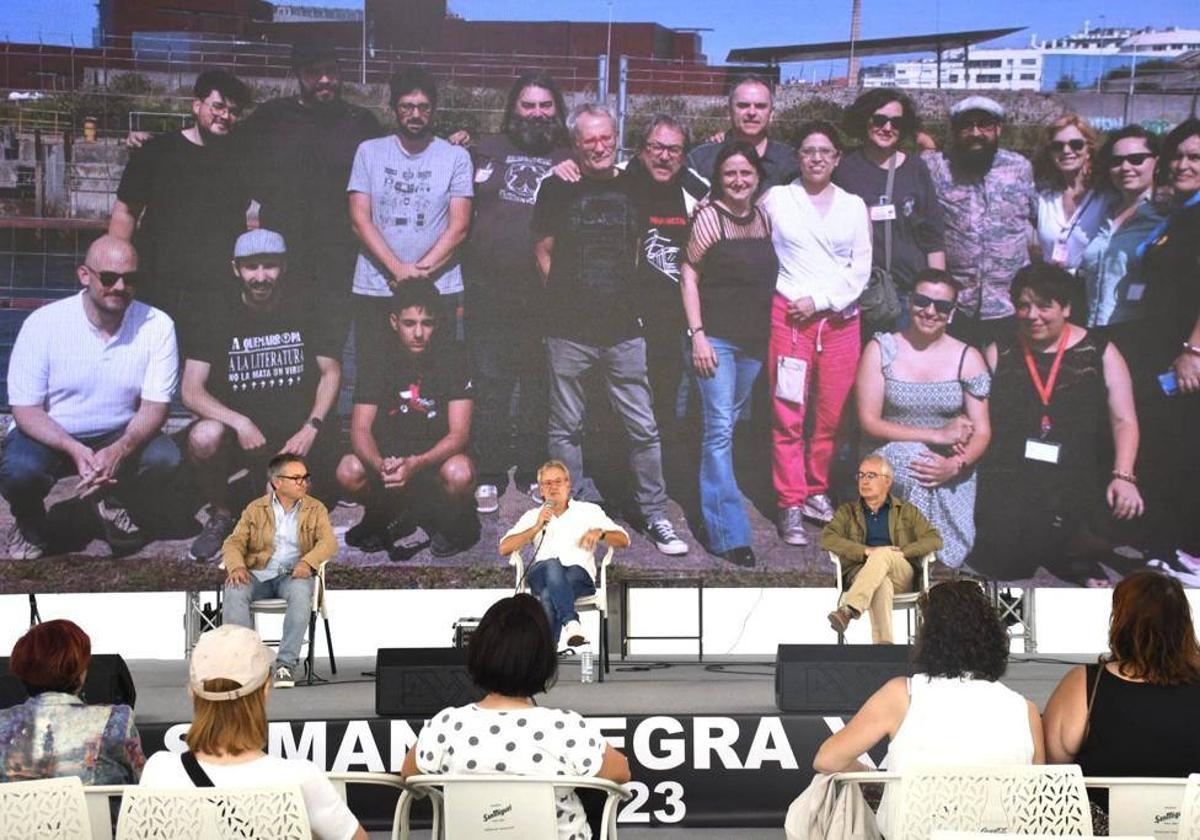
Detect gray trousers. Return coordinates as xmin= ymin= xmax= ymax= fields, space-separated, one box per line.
xmin=546 ymin=336 xmax=668 ymax=522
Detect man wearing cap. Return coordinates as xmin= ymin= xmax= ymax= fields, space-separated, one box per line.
xmin=238 ymin=36 xmax=383 ymax=346
xmin=0 ymin=235 xmax=180 ymax=560
xmin=220 ymin=454 xmax=337 ymax=688
xmin=922 ymin=96 xmax=1036 ymax=348
xmin=182 ymin=230 xmax=342 ymax=561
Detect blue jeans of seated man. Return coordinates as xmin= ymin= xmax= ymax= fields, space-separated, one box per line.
xmin=693 ymin=336 xmax=763 ymax=554
xmin=526 ymin=558 xmax=596 ymax=644
xmin=222 ymin=573 xmax=316 ymax=670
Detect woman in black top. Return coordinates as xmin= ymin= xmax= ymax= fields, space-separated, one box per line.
xmin=680 ymin=142 xmax=778 ymax=567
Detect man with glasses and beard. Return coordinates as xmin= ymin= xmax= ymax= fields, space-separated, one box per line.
xmin=922 ymin=96 xmax=1036 ymax=349
xmin=1 ymin=236 xmax=181 ymax=559
xmin=464 ymin=73 xmax=572 ymax=515
xmin=110 ymin=70 xmax=252 ymax=349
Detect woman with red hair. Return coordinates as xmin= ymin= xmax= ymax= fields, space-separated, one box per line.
xmin=0 ymin=619 xmax=144 ymax=783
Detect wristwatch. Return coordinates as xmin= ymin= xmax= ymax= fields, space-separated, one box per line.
xmin=307 ymin=417 xmax=324 ymax=431
xmin=686 ymin=326 xmax=705 ymax=338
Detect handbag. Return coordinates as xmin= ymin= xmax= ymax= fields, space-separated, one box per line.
xmin=859 ymin=154 xmax=902 ymax=332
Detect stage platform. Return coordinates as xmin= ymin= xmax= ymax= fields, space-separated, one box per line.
xmin=123 ymin=653 xmax=1086 ymax=830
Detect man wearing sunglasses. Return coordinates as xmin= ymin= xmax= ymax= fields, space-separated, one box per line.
xmin=1 ymin=235 xmax=181 ymax=559
xmin=922 ymin=96 xmax=1036 ymax=349
xmin=221 ymin=453 xmax=337 ymax=688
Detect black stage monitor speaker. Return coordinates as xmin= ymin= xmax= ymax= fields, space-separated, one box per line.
xmin=775 ymin=644 xmax=911 ymax=713
xmin=0 ymin=654 xmax=136 ymax=710
xmin=375 ymin=647 xmax=484 ymax=717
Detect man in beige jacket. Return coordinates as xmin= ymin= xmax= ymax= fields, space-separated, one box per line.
xmin=222 ymin=453 xmax=337 ymax=687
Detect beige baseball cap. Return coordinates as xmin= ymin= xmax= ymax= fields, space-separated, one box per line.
xmin=189 ymin=625 xmax=274 ymax=701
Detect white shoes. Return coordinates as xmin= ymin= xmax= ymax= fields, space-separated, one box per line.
xmin=474 ymin=484 xmax=499 ymax=514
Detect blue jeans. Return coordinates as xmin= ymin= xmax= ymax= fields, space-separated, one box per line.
xmin=526 ymin=558 xmax=596 ymax=643
xmin=222 ymin=572 xmax=316 ymax=670
xmin=0 ymin=426 xmax=181 ymax=538
xmin=693 ymin=337 xmax=762 ymax=553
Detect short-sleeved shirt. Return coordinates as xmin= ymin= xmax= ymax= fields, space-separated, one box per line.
xmin=347 ymin=135 xmax=474 ymax=297
xmin=6 ymin=293 xmax=178 ymax=437
xmin=833 ymin=149 xmax=945 ymax=291
xmin=687 ymin=137 xmax=799 ymax=189
xmin=503 ymin=499 xmax=626 ymax=579
xmin=189 ymin=298 xmax=337 ymax=441
xmin=415 ymin=704 xmax=608 ymax=840
xmin=354 ymin=345 xmax=473 ymax=455
xmin=1081 ymin=197 xmax=1167 ymax=328
xmin=922 ymin=148 xmax=1036 ymax=320
xmin=531 ymin=174 xmax=643 ymax=347
xmin=139 ymin=752 xmax=359 ymax=840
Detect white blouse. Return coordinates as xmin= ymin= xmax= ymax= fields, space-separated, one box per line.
xmin=1035 ymin=189 xmax=1108 ymax=271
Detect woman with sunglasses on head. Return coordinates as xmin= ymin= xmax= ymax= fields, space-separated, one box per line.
xmin=855 ymin=268 xmax=991 ymax=569
xmin=834 ymin=89 xmax=945 ymax=332
xmin=1033 ymin=116 xmax=1107 ymax=272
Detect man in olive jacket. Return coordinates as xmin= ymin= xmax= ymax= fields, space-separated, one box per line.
xmin=221 ymin=453 xmax=338 ymax=687
xmin=820 ymin=455 xmax=942 ymax=643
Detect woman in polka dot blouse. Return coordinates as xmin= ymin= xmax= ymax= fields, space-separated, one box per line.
xmin=401 ymin=594 xmax=631 ymax=839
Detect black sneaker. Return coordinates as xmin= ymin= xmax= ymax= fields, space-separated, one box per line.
xmin=95 ymin=498 xmax=145 ymax=557
xmin=346 ymin=511 xmax=389 ymax=552
xmin=430 ymin=528 xmax=480 ymax=558
xmin=189 ymin=511 xmax=236 ymax=561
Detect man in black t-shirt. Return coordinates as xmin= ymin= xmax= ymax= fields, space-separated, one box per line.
xmin=533 ymin=103 xmax=687 ymax=556
xmin=110 ymin=70 xmax=252 ymax=349
xmin=686 ymin=74 xmax=798 ymax=190
xmin=182 ymin=230 xmax=342 ymax=561
xmin=336 ymin=281 xmax=479 ymax=559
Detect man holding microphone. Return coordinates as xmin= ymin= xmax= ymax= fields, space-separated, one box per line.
xmin=500 ymin=461 xmax=629 ymax=648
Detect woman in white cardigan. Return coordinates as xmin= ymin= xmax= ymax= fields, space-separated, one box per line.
xmin=760 ymin=120 xmax=872 ymax=546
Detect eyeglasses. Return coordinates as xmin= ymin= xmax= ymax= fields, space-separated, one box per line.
xmin=1050 ymin=139 xmax=1086 ymax=154
xmin=1108 ymin=152 xmax=1155 ymax=168
xmin=799 ymin=147 xmax=838 ymax=159
xmin=645 ymin=141 xmax=684 ymax=157
xmin=539 ymin=478 xmax=567 ymax=488
xmin=277 ymin=474 xmax=312 ymax=484
xmin=910 ymin=292 xmax=956 ymax=316
xmin=204 ymin=100 xmax=242 ymax=118
xmin=85 ymin=266 xmax=139 ymax=287
xmin=579 ymin=135 xmax=615 ymax=150
xmin=396 ymin=102 xmax=432 ymax=115
xmin=855 ymin=471 xmax=889 ymax=481
xmin=869 ymin=114 xmax=908 ymax=131
xmin=957 ymin=116 xmax=1000 ymax=131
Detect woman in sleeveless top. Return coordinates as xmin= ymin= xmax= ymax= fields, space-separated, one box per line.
xmin=1044 ymin=571 xmax=1200 ymax=796
xmin=971 ymin=263 xmax=1144 ymax=583
xmin=856 ymin=269 xmax=991 ymax=568
xmin=814 ymin=581 xmax=1043 ymax=837
xmin=681 ymin=142 xmax=778 ymax=567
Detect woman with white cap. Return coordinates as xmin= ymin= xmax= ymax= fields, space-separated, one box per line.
xmin=139 ymin=625 xmax=367 ymax=840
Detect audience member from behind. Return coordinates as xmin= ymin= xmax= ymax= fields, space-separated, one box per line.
xmin=402 ymin=594 xmax=631 ymax=840
xmin=1043 ymin=571 xmax=1200 ymax=777
xmin=0 ymin=620 xmax=144 ymax=784
xmin=813 ymin=581 xmax=1043 ymax=836
xmin=140 ymin=625 xmax=367 ymax=840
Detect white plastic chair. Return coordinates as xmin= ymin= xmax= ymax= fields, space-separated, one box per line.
xmin=932 ymin=833 xmax=1152 ymax=839
xmin=0 ymin=776 xmax=91 ymax=840
xmin=398 ymin=773 xmax=630 ymax=840
xmin=1179 ymin=772 xmax=1200 ymax=840
xmin=510 ymin=546 xmax=614 ymax=681
xmin=114 ymin=785 xmax=310 ymax=839
xmin=1083 ymin=776 xmax=1189 ymax=838
xmin=827 ymin=551 xmax=936 ymax=644
xmin=326 ymin=771 xmax=408 ymax=840
xmin=84 ymin=784 xmax=127 ymax=840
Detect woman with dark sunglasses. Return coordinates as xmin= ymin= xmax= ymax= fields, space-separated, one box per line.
xmin=1033 ymin=115 xmax=1108 ymax=272
xmin=854 ymin=268 xmax=991 ymax=569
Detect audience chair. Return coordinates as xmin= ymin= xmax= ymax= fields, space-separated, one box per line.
xmin=827 ymin=552 xmax=936 ymax=644
xmin=932 ymin=832 xmax=1153 ymax=839
xmin=0 ymin=777 xmax=91 ymax=840
xmin=1180 ymin=773 xmax=1200 ymax=840
xmin=1084 ymin=776 xmax=1189 ymax=838
xmin=510 ymin=546 xmax=614 ymax=681
xmin=399 ymin=773 xmax=630 ymax=840
xmin=326 ymin=771 xmax=408 ymax=840
xmin=115 ymin=785 xmax=310 ymax=839
xmin=84 ymin=785 xmax=127 ymax=840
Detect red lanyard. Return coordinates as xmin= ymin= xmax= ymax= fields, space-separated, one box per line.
xmin=1019 ymin=328 xmax=1070 ymax=438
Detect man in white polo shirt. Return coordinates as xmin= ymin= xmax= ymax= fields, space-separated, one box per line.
xmin=1 ymin=235 xmax=180 ymax=558
xmin=499 ymin=460 xmax=629 ymax=648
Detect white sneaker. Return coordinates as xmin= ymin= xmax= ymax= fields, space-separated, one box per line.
xmin=646 ymin=519 xmax=688 ymax=555
xmin=564 ymin=620 xmax=587 ymax=647
xmin=474 ymin=484 xmax=499 ymax=514
xmin=801 ymin=494 xmax=835 ymax=524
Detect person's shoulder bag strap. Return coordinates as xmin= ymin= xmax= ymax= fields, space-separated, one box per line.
xmin=883 ymin=152 xmax=898 ymax=276
xmin=1080 ymin=661 xmax=1105 ymax=748
xmin=180 ymin=751 xmax=216 ymax=787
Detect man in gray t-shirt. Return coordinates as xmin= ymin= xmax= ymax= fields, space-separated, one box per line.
xmin=347 ymin=67 xmax=472 ymax=356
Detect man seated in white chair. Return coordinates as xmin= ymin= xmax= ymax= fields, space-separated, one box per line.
xmin=499 ymin=460 xmax=629 ymax=649
xmin=222 ymin=453 xmax=337 ymax=688
xmin=820 ymin=455 xmax=942 ymax=644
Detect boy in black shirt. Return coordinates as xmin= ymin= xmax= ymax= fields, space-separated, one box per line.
xmin=336 ymin=281 xmax=479 ymax=559
xmin=182 ymin=229 xmax=342 ymax=560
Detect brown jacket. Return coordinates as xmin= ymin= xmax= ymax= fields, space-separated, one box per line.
xmin=819 ymin=495 xmax=943 ymax=584
xmin=221 ymin=493 xmax=338 ymax=573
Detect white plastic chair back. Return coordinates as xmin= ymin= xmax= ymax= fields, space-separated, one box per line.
xmin=115 ymin=785 xmax=311 ymax=840
xmin=1179 ymin=773 xmax=1200 ymax=840
xmin=1102 ymin=779 xmax=1187 ymax=839
xmin=84 ymin=784 xmax=128 ymax=840
xmin=933 ymin=832 xmax=1153 ymax=839
xmin=442 ymin=778 xmax=558 ymax=840
xmin=891 ymin=765 xmax=1093 ymax=839
xmin=0 ymin=776 xmax=90 ymax=840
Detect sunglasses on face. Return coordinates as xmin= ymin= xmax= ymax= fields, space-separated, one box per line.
xmin=869 ymin=114 xmax=908 ymax=131
xmin=957 ymin=117 xmax=999 ymax=131
xmin=86 ymin=266 xmax=139 ymax=287
xmin=1109 ymin=153 xmax=1155 ymax=168
xmin=1050 ymin=139 xmax=1086 ymax=154
xmin=910 ymin=292 xmax=955 ymax=315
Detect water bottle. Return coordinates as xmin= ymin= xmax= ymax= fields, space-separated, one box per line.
xmin=579 ymin=644 xmax=594 ymax=684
